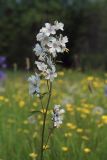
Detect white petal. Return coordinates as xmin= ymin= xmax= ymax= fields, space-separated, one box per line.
xmin=54 ymin=21 xmax=64 ymax=30
xmin=45 ymin=23 xmax=51 ymax=29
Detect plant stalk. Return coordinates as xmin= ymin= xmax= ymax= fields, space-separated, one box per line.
xmin=40 ymin=82 xmax=52 ymax=160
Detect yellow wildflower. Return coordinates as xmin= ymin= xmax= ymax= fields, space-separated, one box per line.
xmin=87 ymin=76 xmax=94 ymax=81
xmin=29 ymin=152 xmax=38 ymax=159
xmin=43 ymin=145 xmax=49 ymax=150
xmin=82 ymin=135 xmax=89 ymax=141
xmin=64 ymin=132 xmax=72 ymax=137
xmin=80 ymin=114 xmax=87 ymax=119
xmin=76 ymin=128 xmax=83 ymax=133
xmin=101 ymin=115 xmax=107 ymax=124
xmin=81 ymin=108 xmax=90 ymax=114
xmin=23 ymin=120 xmax=28 ymax=125
xmin=66 ymin=123 xmax=77 ymax=129
xmin=19 ymin=100 xmax=25 ymax=108
xmin=62 ymin=146 xmax=69 ymax=152
xmin=41 ymin=109 xmax=49 ymax=114
xmin=66 ymin=104 xmax=73 ymax=112
xmin=0 ymin=96 xmax=4 ymax=101
xmin=33 ymin=102 xmax=37 ymax=107
xmin=83 ymin=148 xmax=91 ymax=153
xmin=4 ymin=98 xmax=9 ymax=103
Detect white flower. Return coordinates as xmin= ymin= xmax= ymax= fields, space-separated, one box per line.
xmin=28 ymin=74 xmax=40 ymax=96
xmin=33 ymin=43 xmax=44 ymax=56
xmin=28 ymin=74 xmax=40 ymax=85
xmin=59 ymin=35 xmax=68 ymax=52
xmin=54 ymin=21 xmax=64 ymax=31
xmin=41 ymin=36 xmax=50 ymax=47
xmin=36 ymin=32 xmax=50 ymax=46
xmin=48 ymin=37 xmax=61 ymax=55
xmin=45 ymin=69 xmax=57 ymax=81
xmin=40 ymin=23 xmax=56 ymax=36
xmin=45 ymin=65 xmax=57 ymax=81
xmin=92 ymin=106 xmax=104 ymax=116
xmin=52 ymin=105 xmax=65 ymax=128
xmin=61 ymin=36 xmax=68 ymax=47
xmin=36 ymin=32 xmax=45 ymax=41
xmin=35 ymin=61 xmax=47 ymax=72
xmin=59 ymin=35 xmax=68 ymax=47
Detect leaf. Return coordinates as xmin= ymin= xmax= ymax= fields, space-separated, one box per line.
xmin=30 ymin=110 xmax=42 ymax=116
xmin=40 ymin=92 xmax=49 ymax=99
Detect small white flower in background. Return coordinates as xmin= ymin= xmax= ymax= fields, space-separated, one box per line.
xmin=92 ymin=106 xmax=104 ymax=116
xmin=28 ymin=115 xmax=36 ymax=124
xmin=52 ymin=105 xmax=65 ymax=128
xmin=28 ymin=74 xmax=40 ymax=96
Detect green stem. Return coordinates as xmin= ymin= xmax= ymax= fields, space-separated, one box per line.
xmin=47 ymin=80 xmax=50 ymax=92
xmin=39 ymin=97 xmax=44 ymax=112
xmin=40 ymin=82 xmax=52 ymax=160
xmin=44 ymin=127 xmax=54 ymax=149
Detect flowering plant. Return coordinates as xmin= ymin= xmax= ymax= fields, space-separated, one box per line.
xmin=28 ymin=21 xmax=68 ymax=160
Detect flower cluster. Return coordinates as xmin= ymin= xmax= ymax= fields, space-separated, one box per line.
xmin=28 ymin=21 xmax=68 ymax=96
xmin=52 ymin=105 xmax=65 ymax=128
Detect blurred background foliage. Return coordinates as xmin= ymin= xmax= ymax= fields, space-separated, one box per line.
xmin=0 ymin=0 xmax=107 ymax=70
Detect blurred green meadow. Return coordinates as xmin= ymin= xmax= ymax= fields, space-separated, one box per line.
xmin=0 ymin=70 xmax=107 ymax=160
